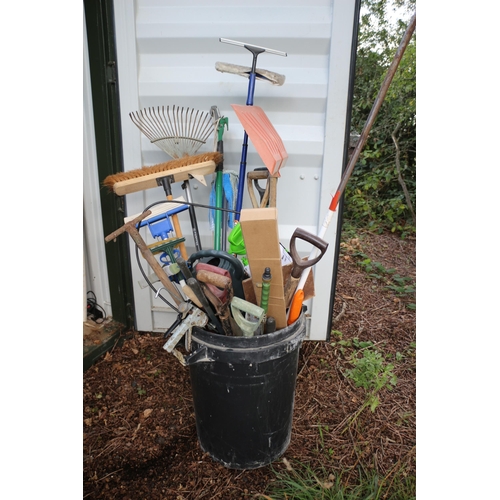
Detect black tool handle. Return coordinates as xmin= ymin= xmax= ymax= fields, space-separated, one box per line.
xmin=284 ymin=228 xmax=329 ymax=308
xmin=176 ymin=257 xmax=194 ymax=281
xmin=289 ymin=227 xmax=329 ymax=278
xmin=264 ymin=316 xmax=276 ymax=334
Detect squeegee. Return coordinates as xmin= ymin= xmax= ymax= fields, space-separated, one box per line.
xmin=217 ymin=38 xmax=287 ymax=219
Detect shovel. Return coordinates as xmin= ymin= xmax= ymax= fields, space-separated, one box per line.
xmin=232 ymin=104 xmax=287 ymax=176
xmin=287 ymin=13 xmax=417 ymax=325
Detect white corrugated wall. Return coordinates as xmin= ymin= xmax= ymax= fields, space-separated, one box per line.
xmin=113 ymin=0 xmax=358 ymax=339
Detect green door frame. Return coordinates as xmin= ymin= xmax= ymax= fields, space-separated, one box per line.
xmin=84 ymin=0 xmax=135 ymax=329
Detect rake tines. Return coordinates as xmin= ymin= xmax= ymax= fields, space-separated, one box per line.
xmin=129 ymin=105 xmax=215 ymax=159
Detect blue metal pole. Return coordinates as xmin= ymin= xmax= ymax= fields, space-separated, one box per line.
xmin=235 ymin=65 xmax=257 ymax=218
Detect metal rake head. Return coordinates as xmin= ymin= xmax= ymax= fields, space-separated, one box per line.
xmin=129 ymin=105 xmax=216 ymax=159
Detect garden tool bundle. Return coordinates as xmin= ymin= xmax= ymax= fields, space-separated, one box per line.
xmin=128 ymin=104 xmax=222 ymax=254
xmin=215 ymin=38 xmax=287 ymax=218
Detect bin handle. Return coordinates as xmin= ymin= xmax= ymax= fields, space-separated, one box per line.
xmin=183 ymin=345 xmax=215 ymax=366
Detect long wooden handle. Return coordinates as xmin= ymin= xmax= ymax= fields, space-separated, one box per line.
xmin=181 ymin=283 xmax=203 ymax=308
xmin=105 ymin=210 xmax=152 ymax=242
xmin=195 ymin=269 xmax=232 ymax=290
xmin=269 ymin=176 xmax=277 ymax=207
xmin=127 ymin=226 xmax=184 ymax=305
xmin=105 ymin=211 xmax=184 ymax=306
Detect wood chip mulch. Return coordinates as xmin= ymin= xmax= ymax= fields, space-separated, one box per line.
xmin=83 ymin=230 xmax=416 ymax=499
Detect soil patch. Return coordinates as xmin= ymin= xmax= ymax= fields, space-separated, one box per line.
xmin=83 ymin=230 xmax=416 ymax=499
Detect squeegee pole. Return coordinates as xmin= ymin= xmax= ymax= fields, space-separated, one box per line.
xmin=235 ymin=48 xmax=263 ymax=217
xmin=219 ymin=38 xmax=287 ymax=219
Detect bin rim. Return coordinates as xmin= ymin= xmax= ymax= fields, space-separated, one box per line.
xmin=191 ymin=312 xmax=305 ymax=352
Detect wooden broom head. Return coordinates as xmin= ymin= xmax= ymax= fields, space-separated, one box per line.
xmin=102 ymin=152 xmax=223 ymax=193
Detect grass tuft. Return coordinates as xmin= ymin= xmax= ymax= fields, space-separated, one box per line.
xmin=260 ymin=459 xmax=416 ymax=500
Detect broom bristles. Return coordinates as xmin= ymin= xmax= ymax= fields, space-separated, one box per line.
xmin=102 ymin=152 xmax=222 ymax=191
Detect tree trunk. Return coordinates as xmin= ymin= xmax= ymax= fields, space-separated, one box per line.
xmin=392 ymin=122 xmax=416 ymax=226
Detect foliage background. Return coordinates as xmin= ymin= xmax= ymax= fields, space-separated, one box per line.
xmin=345 ymin=0 xmax=416 ymax=235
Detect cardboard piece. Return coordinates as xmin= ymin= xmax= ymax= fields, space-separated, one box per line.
xmin=239 ymin=208 xmax=287 ymax=328
xmin=282 ymin=262 xmax=315 ymax=302
xmin=242 ymin=277 xmax=257 ymax=305
xmin=243 ymin=265 xmax=315 ymax=307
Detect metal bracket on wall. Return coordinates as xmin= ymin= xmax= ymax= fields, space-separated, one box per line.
xmin=305 ymin=314 xmax=311 ymax=340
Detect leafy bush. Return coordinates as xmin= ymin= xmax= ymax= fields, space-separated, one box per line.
xmin=345 ymin=0 xmax=416 ymax=235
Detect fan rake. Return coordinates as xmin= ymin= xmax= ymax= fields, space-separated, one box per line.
xmin=129 ymin=105 xmax=215 ymax=159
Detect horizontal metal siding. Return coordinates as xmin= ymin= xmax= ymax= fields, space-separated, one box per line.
xmin=114 ymin=0 xmax=355 ymax=335
xmin=133 ymin=0 xmax=333 ymax=235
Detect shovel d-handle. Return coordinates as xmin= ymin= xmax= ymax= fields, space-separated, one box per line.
xmin=230 ymin=296 xmax=265 ymax=338
xmin=247 ymin=168 xmax=278 ymax=208
xmin=247 ymin=168 xmax=270 ymax=208
xmin=284 ymin=227 xmax=329 ymax=308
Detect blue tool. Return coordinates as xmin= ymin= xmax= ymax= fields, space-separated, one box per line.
xmin=137 ymin=204 xmax=189 ymax=240
xmin=138 ymin=204 xmax=189 ymax=276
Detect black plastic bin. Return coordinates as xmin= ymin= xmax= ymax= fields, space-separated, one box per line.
xmin=183 ymin=312 xmax=306 ymax=469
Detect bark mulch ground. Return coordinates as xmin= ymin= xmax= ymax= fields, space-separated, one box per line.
xmin=83 ymin=230 xmax=416 ymax=499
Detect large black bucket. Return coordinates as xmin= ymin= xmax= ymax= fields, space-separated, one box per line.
xmin=184 ymin=313 xmax=306 ymax=469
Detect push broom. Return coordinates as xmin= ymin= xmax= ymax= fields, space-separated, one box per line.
xmin=287 ymin=13 xmax=417 ymax=325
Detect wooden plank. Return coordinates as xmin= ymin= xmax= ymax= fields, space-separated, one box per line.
xmin=113 ymin=160 xmax=216 ymax=196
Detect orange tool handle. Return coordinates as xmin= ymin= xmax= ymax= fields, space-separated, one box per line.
xmin=287 ymin=289 xmax=304 ymax=326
